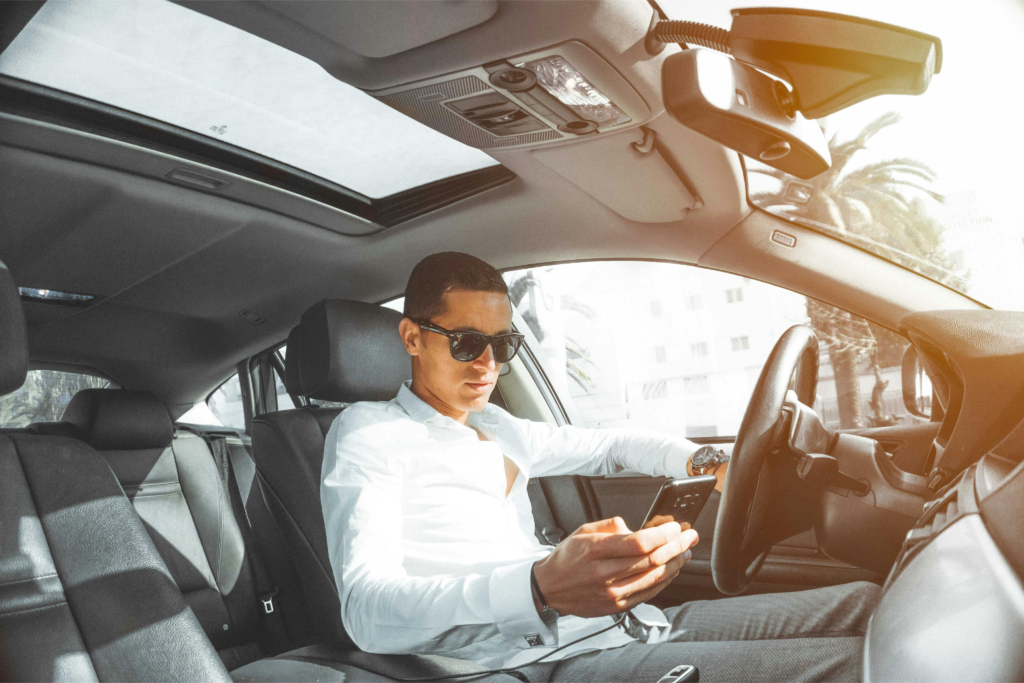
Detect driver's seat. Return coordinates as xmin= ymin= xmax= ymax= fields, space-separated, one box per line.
xmin=242 ymin=300 xmax=513 ymax=681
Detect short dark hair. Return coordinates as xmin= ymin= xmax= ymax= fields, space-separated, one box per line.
xmin=404 ymin=252 xmax=508 ymax=321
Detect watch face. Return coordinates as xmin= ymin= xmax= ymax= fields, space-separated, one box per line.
xmin=691 ymin=445 xmax=718 ymax=468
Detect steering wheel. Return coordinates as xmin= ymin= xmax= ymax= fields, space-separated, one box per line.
xmin=711 ymin=324 xmax=820 ymax=595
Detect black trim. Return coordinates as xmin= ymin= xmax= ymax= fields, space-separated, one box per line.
xmin=0 ymin=76 xmax=517 ymax=228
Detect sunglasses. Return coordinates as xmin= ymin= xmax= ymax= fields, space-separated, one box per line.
xmin=412 ymin=319 xmax=525 ymax=363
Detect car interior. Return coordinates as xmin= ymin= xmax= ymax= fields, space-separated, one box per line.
xmin=0 ymin=0 xmax=1022 ymax=681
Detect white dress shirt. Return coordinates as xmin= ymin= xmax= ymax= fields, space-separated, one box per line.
xmin=321 ymin=380 xmax=698 ymax=669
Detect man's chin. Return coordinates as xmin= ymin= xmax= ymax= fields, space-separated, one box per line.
xmin=460 ymin=384 xmax=493 ymax=409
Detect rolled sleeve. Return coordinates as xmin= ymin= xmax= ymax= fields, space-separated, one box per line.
xmin=489 ymin=559 xmax=558 ymax=649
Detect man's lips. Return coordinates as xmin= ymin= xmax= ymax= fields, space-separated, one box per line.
xmin=465 ymin=381 xmax=492 ymax=391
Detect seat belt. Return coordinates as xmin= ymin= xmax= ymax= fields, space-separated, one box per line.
xmin=207 ymin=435 xmax=292 ymax=655
xmin=527 ymin=478 xmax=565 ymax=546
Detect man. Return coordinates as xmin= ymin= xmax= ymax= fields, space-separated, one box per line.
xmin=322 ymin=252 xmax=879 ymax=681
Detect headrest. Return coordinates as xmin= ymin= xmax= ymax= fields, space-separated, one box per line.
xmin=296 ymin=300 xmax=411 ymax=403
xmin=0 ymin=260 xmax=28 ymax=395
xmin=62 ymin=389 xmax=174 ymax=450
xmin=283 ymin=325 xmax=303 ymax=395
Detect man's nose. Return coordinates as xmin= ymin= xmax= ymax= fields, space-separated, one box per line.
xmin=473 ymin=343 xmax=498 ymax=369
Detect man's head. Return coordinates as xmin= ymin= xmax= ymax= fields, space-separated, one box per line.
xmin=399 ymin=252 xmax=512 ymax=419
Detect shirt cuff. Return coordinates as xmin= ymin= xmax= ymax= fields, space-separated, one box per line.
xmin=490 ymin=559 xmax=558 ymax=650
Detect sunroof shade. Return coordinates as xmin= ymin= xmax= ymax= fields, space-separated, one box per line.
xmin=0 ymin=0 xmax=500 ymax=199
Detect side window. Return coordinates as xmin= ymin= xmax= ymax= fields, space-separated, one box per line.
xmin=179 ymin=374 xmax=247 ymax=429
xmin=274 ymin=347 xmax=296 ymax=410
xmin=504 ymin=262 xmax=915 ymax=435
xmin=0 ymin=369 xmax=111 ymax=428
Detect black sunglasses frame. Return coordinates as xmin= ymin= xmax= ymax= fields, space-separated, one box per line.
xmin=412 ymin=319 xmax=526 ymax=363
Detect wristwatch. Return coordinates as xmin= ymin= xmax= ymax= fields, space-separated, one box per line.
xmin=690 ymin=445 xmax=730 ymax=476
xmin=530 ymin=563 xmax=560 ymax=626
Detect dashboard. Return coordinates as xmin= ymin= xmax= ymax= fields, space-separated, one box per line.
xmin=865 ymin=310 xmax=1024 ymax=681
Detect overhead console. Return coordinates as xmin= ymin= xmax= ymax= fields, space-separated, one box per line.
xmin=371 ymin=41 xmax=650 ymax=150
xmin=373 ymin=42 xmax=709 ymax=223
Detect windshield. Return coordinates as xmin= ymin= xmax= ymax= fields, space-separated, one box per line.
xmin=0 ymin=0 xmax=499 ymax=199
xmin=663 ymin=0 xmax=1024 ymax=311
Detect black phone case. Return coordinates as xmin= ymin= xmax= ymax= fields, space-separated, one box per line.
xmin=640 ymin=475 xmax=718 ymax=529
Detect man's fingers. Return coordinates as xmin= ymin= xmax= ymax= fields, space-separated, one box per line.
xmin=609 ymin=552 xmax=689 ymax=600
xmin=594 ymin=521 xmax=683 ymax=558
xmin=648 ymin=528 xmax=699 ymax=566
xmin=573 ymin=517 xmax=632 ymax=536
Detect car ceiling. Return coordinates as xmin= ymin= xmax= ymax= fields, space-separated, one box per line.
xmin=0 ymin=0 xmax=979 ymax=416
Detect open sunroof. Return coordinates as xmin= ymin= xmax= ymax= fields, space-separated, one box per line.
xmin=0 ymin=0 xmax=514 ymax=225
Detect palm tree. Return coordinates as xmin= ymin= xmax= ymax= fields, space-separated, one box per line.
xmin=751 ymin=113 xmax=965 ymax=429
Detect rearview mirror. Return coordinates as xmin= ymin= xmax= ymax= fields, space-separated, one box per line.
xmin=901 ymin=346 xmax=932 ymax=419
xmin=662 ymin=49 xmax=830 ymax=179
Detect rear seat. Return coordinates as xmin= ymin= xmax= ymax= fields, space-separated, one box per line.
xmin=0 ymin=259 xmax=231 ymax=681
xmin=58 ymin=388 xmax=282 ymax=670
xmin=44 ymin=388 xmax=509 ymax=682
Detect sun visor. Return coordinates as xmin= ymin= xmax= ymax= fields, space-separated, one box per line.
xmin=531 ymin=128 xmax=700 ymax=223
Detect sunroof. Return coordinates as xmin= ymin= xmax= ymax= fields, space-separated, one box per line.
xmin=0 ymin=0 xmax=500 ymax=200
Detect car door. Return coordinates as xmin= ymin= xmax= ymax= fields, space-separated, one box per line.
xmin=504 ymin=260 xmax=936 ymax=602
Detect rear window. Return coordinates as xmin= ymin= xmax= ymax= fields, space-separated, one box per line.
xmin=0 ymin=370 xmax=111 ymax=428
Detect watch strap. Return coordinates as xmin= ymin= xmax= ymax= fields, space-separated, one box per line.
xmin=530 ymin=563 xmax=559 ymax=624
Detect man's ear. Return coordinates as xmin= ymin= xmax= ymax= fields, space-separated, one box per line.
xmin=398 ymin=318 xmax=421 ymax=357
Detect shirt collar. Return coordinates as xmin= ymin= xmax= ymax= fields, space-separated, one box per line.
xmin=395 ymin=380 xmax=500 ymax=427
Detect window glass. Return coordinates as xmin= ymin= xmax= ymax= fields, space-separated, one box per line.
xmin=272 ymin=367 xmax=295 ymax=411
xmin=272 ymin=348 xmax=296 ymax=411
xmin=0 ymin=370 xmax=111 ymax=428
xmin=505 ymin=262 xmax=917 ymax=435
xmin=204 ymin=374 xmax=247 ymax=429
xmin=658 ymin=0 xmax=1024 ymax=311
xmin=0 ymin=0 xmax=498 ymax=199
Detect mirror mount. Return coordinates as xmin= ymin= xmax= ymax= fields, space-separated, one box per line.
xmin=662 ymin=48 xmax=830 ymax=179
xmin=653 ymin=9 xmax=942 ymax=119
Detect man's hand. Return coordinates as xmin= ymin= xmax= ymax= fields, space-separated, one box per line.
xmin=532 ymin=517 xmax=698 ymax=618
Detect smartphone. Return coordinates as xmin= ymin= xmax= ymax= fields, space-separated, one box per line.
xmin=640 ymin=475 xmax=718 ymax=530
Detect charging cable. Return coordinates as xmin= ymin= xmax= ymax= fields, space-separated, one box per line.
xmin=390 ymin=613 xmax=629 ymax=682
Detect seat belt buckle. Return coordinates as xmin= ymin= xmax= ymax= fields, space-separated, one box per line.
xmin=261 ymin=587 xmax=279 ymax=614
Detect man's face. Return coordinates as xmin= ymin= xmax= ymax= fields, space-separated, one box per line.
xmin=401 ymin=289 xmax=513 ymax=416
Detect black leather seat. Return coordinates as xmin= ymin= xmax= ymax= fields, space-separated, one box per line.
xmin=247 ymin=300 xmax=514 ymax=681
xmin=251 ymin=300 xmax=413 ymax=646
xmin=59 ymin=388 xmax=275 ymax=670
xmin=0 ymin=259 xmax=232 ymax=682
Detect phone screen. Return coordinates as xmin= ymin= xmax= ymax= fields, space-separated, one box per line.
xmin=640 ymin=475 xmax=718 ymax=529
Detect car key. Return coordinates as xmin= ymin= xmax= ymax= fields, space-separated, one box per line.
xmin=655 ymin=664 xmax=699 ymax=683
